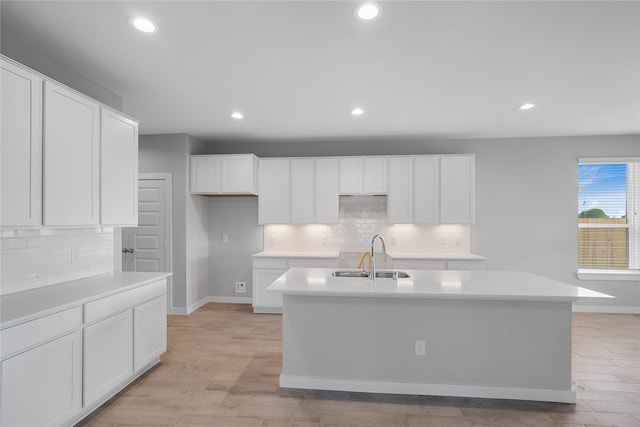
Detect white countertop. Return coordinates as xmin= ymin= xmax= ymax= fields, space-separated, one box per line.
xmin=267 ymin=268 xmax=612 ymax=302
xmin=386 ymin=252 xmax=487 ymax=260
xmin=252 ymin=251 xmax=340 ymax=259
xmin=1 ymin=272 xmax=172 ymax=327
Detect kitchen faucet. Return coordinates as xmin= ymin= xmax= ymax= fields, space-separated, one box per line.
xmin=370 ymin=234 xmax=386 ymax=280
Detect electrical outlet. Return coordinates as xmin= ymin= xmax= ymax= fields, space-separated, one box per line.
xmin=235 ymin=281 xmax=246 ymax=293
xmin=71 ymin=248 xmax=79 ymax=263
xmin=415 ymin=340 xmax=426 ymax=356
xmin=440 ymin=236 xmax=447 ymax=245
xmin=223 ymin=235 xmax=229 ymax=243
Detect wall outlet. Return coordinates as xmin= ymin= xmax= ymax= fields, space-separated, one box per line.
xmin=415 ymin=340 xmax=426 ymax=356
xmin=222 ymin=234 xmax=229 ymax=243
xmin=235 ymin=281 xmax=246 ymax=293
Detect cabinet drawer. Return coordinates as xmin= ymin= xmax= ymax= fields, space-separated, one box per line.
xmin=84 ymin=280 xmax=165 ymax=324
xmin=1 ymin=307 xmax=80 ymax=359
xmin=253 ymin=258 xmax=287 ymax=269
xmin=288 ymin=258 xmax=338 ymax=268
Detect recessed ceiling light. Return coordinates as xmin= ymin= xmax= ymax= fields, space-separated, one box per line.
xmin=355 ymin=2 xmax=382 ymax=21
xmin=351 ymin=108 xmax=364 ymax=116
xmin=518 ymin=103 xmax=536 ymax=110
xmin=129 ymin=17 xmax=158 ymax=33
xmin=231 ymin=112 xmax=244 ymax=119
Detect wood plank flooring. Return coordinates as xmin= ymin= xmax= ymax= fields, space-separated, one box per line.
xmin=79 ymin=304 xmax=640 ymax=427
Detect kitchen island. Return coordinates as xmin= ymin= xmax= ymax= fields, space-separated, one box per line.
xmin=267 ymin=268 xmax=611 ymax=403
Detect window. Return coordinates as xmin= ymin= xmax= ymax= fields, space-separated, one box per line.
xmin=578 ymin=158 xmax=639 ymax=280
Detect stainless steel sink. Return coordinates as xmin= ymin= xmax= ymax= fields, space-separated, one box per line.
xmin=332 ymin=270 xmax=410 ymax=279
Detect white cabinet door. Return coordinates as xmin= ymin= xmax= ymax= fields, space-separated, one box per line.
xmin=339 ymin=157 xmax=388 ymax=195
xmin=253 ymin=269 xmax=285 ymax=312
xmin=339 ymin=157 xmax=362 ymax=194
xmin=441 ymin=155 xmax=475 ymax=224
xmin=83 ymin=310 xmax=133 ymax=407
xmin=259 ymin=158 xmax=290 ymax=224
xmin=0 ymin=332 xmax=81 ymax=427
xmin=291 ymin=158 xmax=314 ymax=224
xmin=44 ymin=81 xmax=100 ymax=226
xmin=0 ymin=60 xmax=43 ymax=227
xmin=363 ymin=157 xmax=388 ymax=194
xmin=133 ymin=295 xmax=167 ymax=371
xmin=414 ymin=156 xmax=440 ymax=224
xmin=388 ymin=157 xmax=413 ymax=223
xmin=314 ymin=158 xmax=339 ymax=223
xmin=101 ymin=108 xmax=138 ymax=226
xmin=191 ymin=156 xmax=221 ymax=194
xmin=221 ymin=155 xmax=258 ymax=194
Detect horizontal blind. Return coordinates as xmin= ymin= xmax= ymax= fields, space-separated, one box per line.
xmin=578 ymin=163 xmax=629 ymax=269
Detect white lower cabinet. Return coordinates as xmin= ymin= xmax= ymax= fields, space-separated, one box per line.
xmin=0 ymin=331 xmax=81 ymax=427
xmin=83 ymin=310 xmax=133 ymax=407
xmin=392 ymin=259 xmax=485 ymax=270
xmin=134 ymin=295 xmax=167 ymax=371
xmin=252 ymin=257 xmax=338 ymax=313
xmin=0 ymin=277 xmax=167 ymax=427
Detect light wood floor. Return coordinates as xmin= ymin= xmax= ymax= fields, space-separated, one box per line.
xmin=80 ymin=304 xmax=640 ymax=427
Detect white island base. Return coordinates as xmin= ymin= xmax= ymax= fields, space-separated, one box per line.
xmin=270 ymin=269 xmax=613 ymax=404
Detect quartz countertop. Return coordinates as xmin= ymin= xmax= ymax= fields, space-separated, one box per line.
xmin=266 ymin=268 xmax=612 ymax=302
xmin=1 ymin=271 xmax=172 ymax=327
xmin=252 ymin=251 xmax=340 ymax=259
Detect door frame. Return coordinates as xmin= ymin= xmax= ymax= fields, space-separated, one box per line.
xmin=114 ymin=173 xmax=173 ymax=311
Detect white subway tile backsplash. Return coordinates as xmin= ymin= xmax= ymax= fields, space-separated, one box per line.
xmin=264 ymin=195 xmax=472 ymax=257
xmin=0 ymin=228 xmax=114 ymax=295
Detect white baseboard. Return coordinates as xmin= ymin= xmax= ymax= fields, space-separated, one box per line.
xmin=208 ymin=296 xmax=252 ymax=304
xmin=167 ymin=307 xmax=187 ymax=315
xmin=279 ymin=374 xmax=576 ymax=404
xmin=573 ymin=305 xmax=640 ymax=314
xmin=186 ymin=297 xmax=210 ymax=315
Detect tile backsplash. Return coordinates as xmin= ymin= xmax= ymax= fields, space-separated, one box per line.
xmin=264 ymin=195 xmax=471 ymax=261
xmin=0 ymin=228 xmax=114 ymax=295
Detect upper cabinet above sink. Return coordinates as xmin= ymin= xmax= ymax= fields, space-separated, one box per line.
xmin=339 ymin=157 xmax=388 ymax=195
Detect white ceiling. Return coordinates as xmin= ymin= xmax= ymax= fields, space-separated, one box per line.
xmin=2 ymin=1 xmax=639 ymax=142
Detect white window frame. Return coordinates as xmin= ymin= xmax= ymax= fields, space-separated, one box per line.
xmin=577 ymin=157 xmax=640 ymax=281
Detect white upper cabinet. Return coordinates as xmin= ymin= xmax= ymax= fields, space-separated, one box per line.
xmin=290 ymin=158 xmax=339 ymax=224
xmin=191 ymin=156 xmax=220 ymax=193
xmin=190 ymin=154 xmax=258 ymax=195
xmin=44 ymin=81 xmax=100 ymax=226
xmin=314 ymin=158 xmax=339 ymax=223
xmin=388 ymin=157 xmax=414 ymax=224
xmin=440 ymin=155 xmax=475 ymax=224
xmin=100 ymin=108 xmax=138 ymax=226
xmin=259 ymin=158 xmax=290 ymax=224
xmin=0 ymin=60 xmax=43 ymax=227
xmin=414 ymin=156 xmax=440 ymax=224
xmin=290 ymin=158 xmax=314 ymax=224
xmin=388 ymin=156 xmax=439 ymax=224
xmin=339 ymin=157 xmax=388 ymax=195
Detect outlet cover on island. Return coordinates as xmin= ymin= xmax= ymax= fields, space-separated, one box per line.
xmin=235 ymin=282 xmax=246 ymax=293
xmin=415 ymin=340 xmax=426 ymax=356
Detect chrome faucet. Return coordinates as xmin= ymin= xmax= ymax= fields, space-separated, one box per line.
xmin=370 ymin=234 xmax=387 ymax=280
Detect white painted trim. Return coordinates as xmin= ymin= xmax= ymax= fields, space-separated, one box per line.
xmin=576 ymin=269 xmax=639 ymax=281
xmin=253 ymin=306 xmax=283 ymax=314
xmin=573 ymin=305 xmax=640 ymax=314
xmin=208 ymin=296 xmax=252 ymax=304
xmin=167 ymin=307 xmax=187 ymax=315
xmin=186 ymin=297 xmax=209 ymax=315
xmin=279 ymin=375 xmax=576 ymax=404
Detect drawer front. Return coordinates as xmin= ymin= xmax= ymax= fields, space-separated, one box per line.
xmin=253 ymin=258 xmax=287 ymax=269
xmin=392 ymin=260 xmax=448 ymax=270
xmin=1 ymin=307 xmax=80 ymax=359
xmin=84 ymin=279 xmax=166 ymax=324
xmin=447 ymin=260 xmax=485 ymax=271
xmin=288 ymin=258 xmax=338 ymax=268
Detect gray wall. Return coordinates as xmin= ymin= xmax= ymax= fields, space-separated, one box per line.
xmin=204 ymin=135 xmax=640 ymax=310
xmin=139 ymin=134 xmax=189 ymax=310
xmin=1 ymin=34 xmax=123 ymax=110
xmin=208 ymin=198 xmax=263 ymax=299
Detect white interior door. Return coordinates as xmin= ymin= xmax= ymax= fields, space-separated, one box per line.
xmin=122 ymin=178 xmax=167 ymax=272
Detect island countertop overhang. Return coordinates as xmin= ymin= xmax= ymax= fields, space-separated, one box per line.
xmin=267 ymin=268 xmax=613 ymax=303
